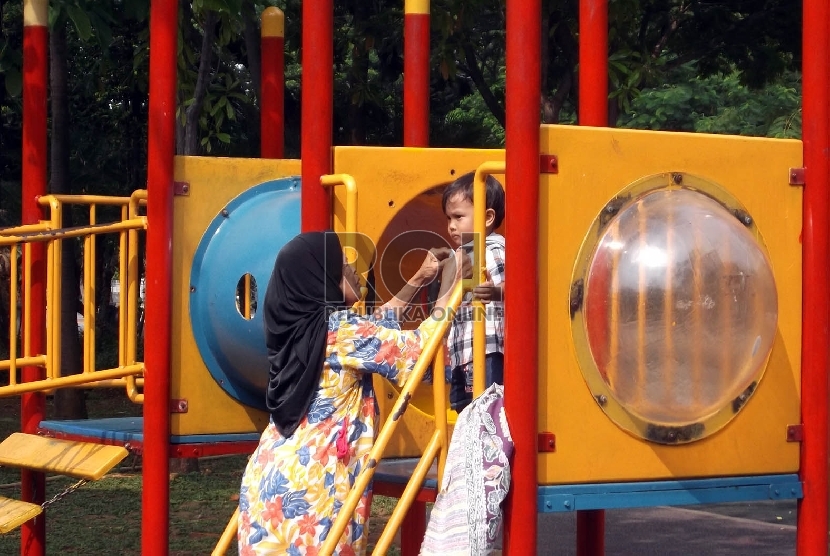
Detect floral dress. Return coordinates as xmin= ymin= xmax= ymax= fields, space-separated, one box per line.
xmin=238 ymin=309 xmax=438 ymax=555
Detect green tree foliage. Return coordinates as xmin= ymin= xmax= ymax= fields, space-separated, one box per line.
xmin=620 ymin=64 xmax=802 ymax=138
xmin=0 ymin=0 xmax=811 ymax=201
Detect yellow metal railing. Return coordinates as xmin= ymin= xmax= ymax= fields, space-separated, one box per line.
xmin=0 ymin=191 xmax=147 ymax=399
xmin=470 ymin=161 xmax=504 ymax=397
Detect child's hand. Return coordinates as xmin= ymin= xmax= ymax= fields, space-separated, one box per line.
xmin=472 ymin=270 xmax=502 ymax=303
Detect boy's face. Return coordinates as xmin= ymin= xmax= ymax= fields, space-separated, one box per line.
xmin=444 ymin=192 xmax=496 ymax=248
xmin=340 ymin=253 xmax=362 ymax=305
xmin=445 ymin=193 xmax=474 ymax=247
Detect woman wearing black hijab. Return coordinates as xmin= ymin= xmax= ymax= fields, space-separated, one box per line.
xmin=238 ymin=231 xmax=460 ymax=555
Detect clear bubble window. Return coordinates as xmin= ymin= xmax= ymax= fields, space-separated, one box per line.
xmin=573 ymin=176 xmax=778 ymax=443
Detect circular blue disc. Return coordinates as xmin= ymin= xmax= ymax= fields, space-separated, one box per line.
xmin=189 ymin=177 xmax=301 ymax=409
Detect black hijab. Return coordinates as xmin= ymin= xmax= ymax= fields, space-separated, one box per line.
xmin=263 ymin=231 xmax=348 ymax=437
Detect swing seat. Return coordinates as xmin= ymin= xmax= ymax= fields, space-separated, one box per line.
xmin=0 ymin=433 xmax=129 ymax=481
xmin=0 ymin=497 xmax=42 ymax=534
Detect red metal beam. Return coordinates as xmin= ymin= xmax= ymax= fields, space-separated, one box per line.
xmin=577 ymin=0 xmax=609 ymax=550
xmin=261 ymin=7 xmax=285 ymax=159
xmin=403 ymin=0 xmax=430 ymax=147
xmin=36 ymin=429 xmax=260 ymax=459
xmin=169 ymin=441 xmax=259 ymax=459
xmin=300 ymin=0 xmax=333 ymax=232
xmin=20 ymin=1 xmax=48 ymax=554
xmin=578 ymin=0 xmax=608 ymax=126
xmin=503 ymin=0 xmax=541 ymax=553
xmin=143 ymin=0 xmax=177 ymax=553
xmin=797 ymin=0 xmax=830 ymax=552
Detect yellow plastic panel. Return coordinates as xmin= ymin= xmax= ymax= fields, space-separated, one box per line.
xmin=171 ymin=156 xmax=301 ymax=436
xmin=0 ymin=497 xmax=42 ymax=534
xmin=332 ymin=147 xmax=505 ymax=456
xmin=539 ymin=125 xmax=802 ymax=484
xmin=0 ymin=433 xmax=127 ymax=480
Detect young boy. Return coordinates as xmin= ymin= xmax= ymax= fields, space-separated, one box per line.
xmin=438 ymin=171 xmax=506 ymax=413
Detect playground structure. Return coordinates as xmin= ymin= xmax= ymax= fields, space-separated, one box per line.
xmin=0 ymin=0 xmax=829 ymax=555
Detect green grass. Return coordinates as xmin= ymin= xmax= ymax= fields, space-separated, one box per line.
xmin=0 ymin=390 xmax=403 ymax=555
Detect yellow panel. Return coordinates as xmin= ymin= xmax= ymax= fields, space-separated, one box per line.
xmin=0 ymin=433 xmax=127 ymax=480
xmin=171 ymin=156 xmax=301 ymax=436
xmin=332 ymin=147 xmax=505 ymax=456
xmin=539 ymin=125 xmax=802 ymax=483
xmin=0 ymin=497 xmax=42 ymax=534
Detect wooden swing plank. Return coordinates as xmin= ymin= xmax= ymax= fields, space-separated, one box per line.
xmin=0 ymin=433 xmax=128 ymax=481
xmin=0 ymin=497 xmax=42 ymax=534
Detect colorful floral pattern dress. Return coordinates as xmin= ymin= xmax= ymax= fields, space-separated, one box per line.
xmin=238 ymin=309 xmax=437 ymax=555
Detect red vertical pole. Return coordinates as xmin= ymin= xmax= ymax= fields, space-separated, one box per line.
xmin=400 ymin=3 xmax=430 ymax=550
xmin=20 ymin=2 xmax=48 ymax=553
xmin=578 ymin=0 xmax=608 ymax=126
xmin=503 ymin=0 xmax=540 ymax=554
xmin=301 ymin=0 xmax=333 ymax=232
xmin=403 ymin=0 xmax=430 ymax=147
xmin=261 ymin=7 xmax=285 ymax=159
xmin=797 ymin=0 xmax=830 ymax=553
xmin=576 ymin=0 xmax=608 ymax=552
xmin=142 ymin=0 xmax=177 ymax=554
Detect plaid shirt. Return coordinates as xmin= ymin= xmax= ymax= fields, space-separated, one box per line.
xmin=447 ymin=234 xmax=505 ymax=370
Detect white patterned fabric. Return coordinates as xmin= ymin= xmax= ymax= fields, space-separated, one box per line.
xmin=421 ymin=384 xmax=513 ymax=555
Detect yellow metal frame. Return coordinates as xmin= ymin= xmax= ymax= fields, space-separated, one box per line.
xmin=0 ymin=193 xmax=147 ymax=398
xmin=321 ymin=174 xmax=365 ymax=312
xmin=471 ymin=162 xmax=505 ymax=396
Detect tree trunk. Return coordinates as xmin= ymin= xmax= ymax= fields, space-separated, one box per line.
xmin=347 ymin=1 xmax=370 ymax=145
xmin=241 ymin=0 xmax=262 ymax=153
xmin=50 ymin=21 xmax=88 ymax=420
xmin=183 ymin=11 xmax=218 ymax=155
xmin=242 ymin=0 xmax=262 ymax=101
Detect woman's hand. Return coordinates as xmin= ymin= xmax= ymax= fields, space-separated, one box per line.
xmin=439 ymin=248 xmax=472 ymax=286
xmin=415 ymin=247 xmax=455 ymax=285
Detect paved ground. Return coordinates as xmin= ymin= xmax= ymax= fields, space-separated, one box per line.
xmin=534 ymin=500 xmax=800 ymax=555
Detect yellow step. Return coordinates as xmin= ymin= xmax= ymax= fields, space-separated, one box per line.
xmin=0 ymin=496 xmax=42 ymax=534
xmin=0 ymin=433 xmax=128 ymax=481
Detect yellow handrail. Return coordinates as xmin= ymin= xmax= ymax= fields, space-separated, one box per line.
xmin=321 ymin=173 xmax=358 ymax=235
xmin=1 ymin=191 xmax=148 ymax=399
xmin=212 ymin=507 xmax=240 ymax=556
xmin=322 ymin=173 xmax=365 ymax=312
xmin=431 ymin=345 xmax=448 ymax=486
xmin=8 ymin=246 xmax=18 ymax=384
xmin=0 ymin=365 xmax=144 ymax=396
xmin=125 ymin=190 xmax=147 ymax=403
xmin=472 ymin=161 xmax=505 ymax=397
xmin=0 ymin=219 xmax=147 ymax=247
xmin=320 ymin=282 xmax=465 ymax=556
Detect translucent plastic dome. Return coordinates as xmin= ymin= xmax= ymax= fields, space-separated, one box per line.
xmin=583 ymin=188 xmax=778 ymax=427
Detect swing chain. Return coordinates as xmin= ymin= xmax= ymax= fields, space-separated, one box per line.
xmin=41 ymin=478 xmax=88 ymax=510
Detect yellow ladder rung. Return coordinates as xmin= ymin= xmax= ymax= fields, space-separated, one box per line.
xmin=0 ymin=496 xmax=42 ymax=534
xmin=0 ymin=433 xmax=128 ymax=481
